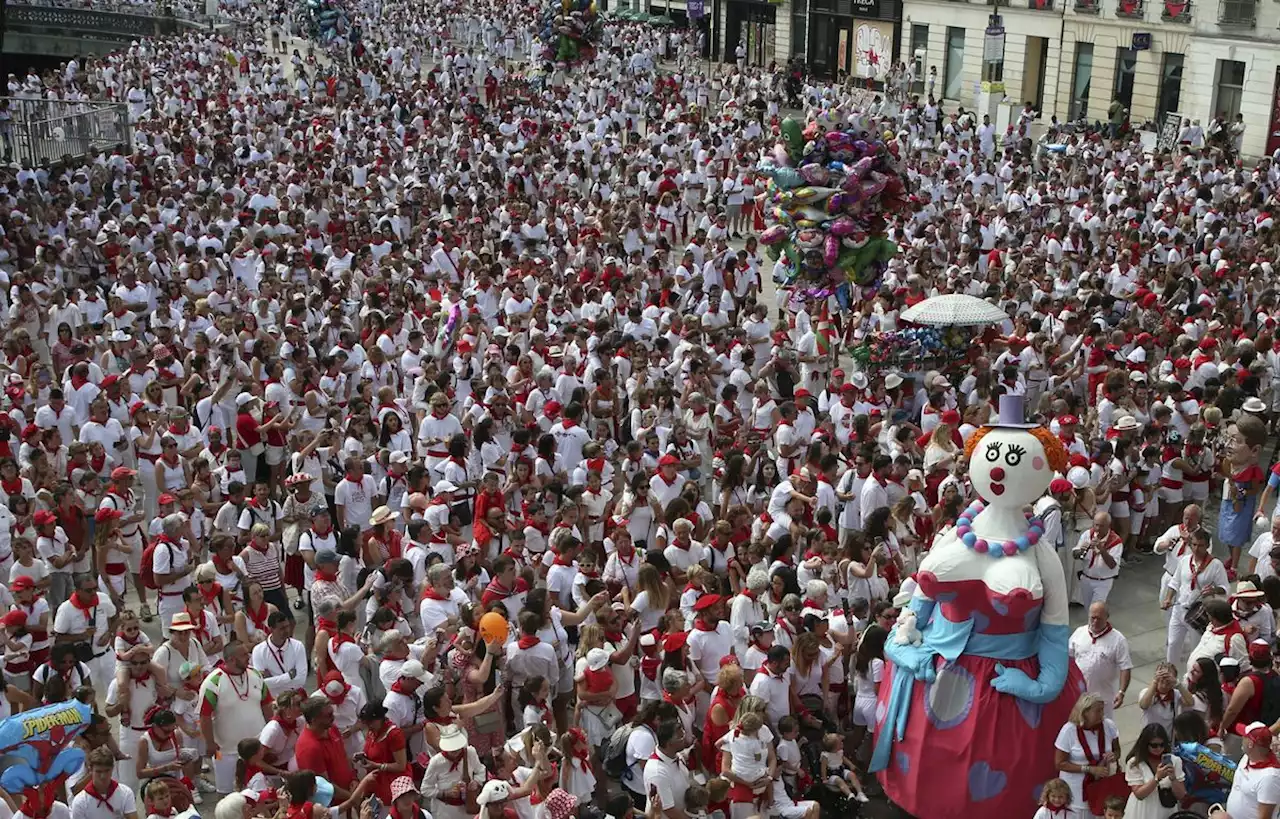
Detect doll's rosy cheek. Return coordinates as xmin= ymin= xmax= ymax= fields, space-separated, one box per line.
xmin=1032 ymin=456 xmax=1045 ymax=471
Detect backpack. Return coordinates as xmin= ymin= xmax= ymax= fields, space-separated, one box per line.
xmin=1255 ymin=671 xmax=1280 ymax=727
xmin=137 ymin=540 xmax=171 ymax=590
xmin=599 ymin=723 xmax=638 ymax=780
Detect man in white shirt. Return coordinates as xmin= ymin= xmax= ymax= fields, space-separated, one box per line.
xmin=70 ymin=746 xmax=138 ymax=819
xmin=748 ymin=644 xmax=794 ymax=729
xmin=1226 ymin=722 xmax=1280 ymax=819
xmin=1162 ymin=527 xmax=1230 ymax=667
xmin=250 ymin=610 xmax=309 ymax=697
xmin=53 ymin=572 xmax=118 ymax=692
xmin=1068 ymin=602 xmax=1133 ymax=719
xmin=1074 ymin=512 xmax=1123 ymax=607
xmin=643 ymin=720 xmax=691 ymax=815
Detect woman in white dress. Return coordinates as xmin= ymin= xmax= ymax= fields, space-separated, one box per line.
xmin=851 ymin=625 xmax=887 ymax=761
xmin=1122 ymin=723 xmax=1186 ymax=819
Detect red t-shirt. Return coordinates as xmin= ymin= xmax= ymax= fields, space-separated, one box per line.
xmin=235 ymin=412 xmax=262 ymax=448
xmin=364 ymin=723 xmax=407 ymax=802
xmin=295 ymin=726 xmax=355 ymax=789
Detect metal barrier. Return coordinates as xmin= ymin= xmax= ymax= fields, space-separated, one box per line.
xmin=0 ymin=97 xmax=130 ymax=167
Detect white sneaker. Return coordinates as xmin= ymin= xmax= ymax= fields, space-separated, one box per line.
xmin=197 ymin=777 xmax=216 ymax=794
xmin=855 ymin=792 xmax=869 ymax=803
xmin=191 ymin=792 xmax=203 ymax=806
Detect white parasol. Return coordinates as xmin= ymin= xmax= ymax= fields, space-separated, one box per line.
xmin=898 ymin=294 xmax=1009 ymax=327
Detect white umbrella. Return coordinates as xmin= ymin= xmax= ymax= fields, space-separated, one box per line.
xmin=898 ymin=294 xmax=1009 ymax=327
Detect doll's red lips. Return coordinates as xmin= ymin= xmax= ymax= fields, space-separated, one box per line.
xmin=990 ymin=483 xmax=1005 ymax=496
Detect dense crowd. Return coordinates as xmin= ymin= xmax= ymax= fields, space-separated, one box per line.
xmin=0 ymin=0 xmax=1279 ymax=817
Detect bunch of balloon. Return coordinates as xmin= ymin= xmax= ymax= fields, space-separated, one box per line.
xmin=757 ymin=116 xmax=909 ymax=314
xmin=537 ymin=0 xmax=602 ymax=69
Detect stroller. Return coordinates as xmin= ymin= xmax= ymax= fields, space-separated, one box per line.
xmin=793 ymin=695 xmax=863 ymax=819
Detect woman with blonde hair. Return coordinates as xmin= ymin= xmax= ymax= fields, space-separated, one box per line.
xmin=1054 ymin=692 xmax=1121 ymax=814
xmin=629 ymin=563 xmax=672 ymax=632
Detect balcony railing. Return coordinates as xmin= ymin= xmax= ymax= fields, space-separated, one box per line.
xmin=1160 ymin=0 xmax=1191 ymax=19
xmin=1219 ymin=0 xmax=1256 ymax=24
xmin=1116 ymin=0 xmax=1144 ymax=15
xmin=0 ymin=97 xmax=130 ymax=167
xmin=1074 ymin=0 xmax=1101 ymax=12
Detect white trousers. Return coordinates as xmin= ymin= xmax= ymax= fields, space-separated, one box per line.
xmin=1076 ymin=576 xmax=1114 ymax=609
xmin=1166 ymin=604 xmax=1199 ymax=668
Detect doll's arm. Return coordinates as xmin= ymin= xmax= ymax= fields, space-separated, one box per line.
xmin=990 ymin=539 xmax=1069 ymax=704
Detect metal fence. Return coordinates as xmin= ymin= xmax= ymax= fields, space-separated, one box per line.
xmin=0 ymin=97 xmax=130 ymax=167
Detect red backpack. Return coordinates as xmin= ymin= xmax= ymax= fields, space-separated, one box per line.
xmin=137 ymin=538 xmax=171 ymax=590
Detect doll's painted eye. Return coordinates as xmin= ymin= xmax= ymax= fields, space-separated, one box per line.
xmin=1005 ymin=444 xmax=1026 ymax=467
xmin=984 ymin=442 xmax=1001 ymax=462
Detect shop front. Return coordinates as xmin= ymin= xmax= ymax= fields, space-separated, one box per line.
xmin=725 ymin=0 xmax=779 ymax=66
xmin=807 ymin=0 xmax=899 ymax=81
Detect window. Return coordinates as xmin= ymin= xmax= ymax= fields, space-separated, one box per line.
xmin=1069 ymin=41 xmax=1093 ymax=119
xmin=1158 ymin=52 xmax=1184 ymax=119
xmin=1214 ymin=59 xmax=1246 ymax=118
xmin=1219 ymin=0 xmax=1255 ymax=25
xmin=944 ymin=26 xmax=965 ymax=101
xmin=910 ymin=24 xmax=928 ymax=93
xmin=1113 ymin=47 xmax=1137 ymax=108
xmin=791 ymin=0 xmax=808 ymax=59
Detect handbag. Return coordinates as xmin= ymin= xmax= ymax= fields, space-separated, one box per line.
xmin=1078 ymin=724 xmax=1128 ymax=815
xmin=1083 ymin=772 xmax=1130 ymax=815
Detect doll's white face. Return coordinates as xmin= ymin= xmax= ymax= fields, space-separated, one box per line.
xmin=969 ymin=427 xmax=1052 ymax=510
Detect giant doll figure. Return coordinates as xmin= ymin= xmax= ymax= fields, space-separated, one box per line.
xmin=871 ymin=395 xmax=1086 ymax=817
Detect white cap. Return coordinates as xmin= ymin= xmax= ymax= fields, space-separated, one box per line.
xmin=236 ymin=393 xmax=257 ymax=407
xmin=399 ymin=659 xmax=433 ymax=682
xmin=434 ymin=480 xmax=459 ymax=494
xmin=390 ymin=451 xmax=409 ymax=465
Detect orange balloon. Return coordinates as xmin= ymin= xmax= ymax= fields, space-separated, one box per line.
xmin=478 ymin=612 xmax=508 ymax=644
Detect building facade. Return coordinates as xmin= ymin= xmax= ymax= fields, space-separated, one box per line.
xmin=897 ymin=0 xmax=1280 ymax=156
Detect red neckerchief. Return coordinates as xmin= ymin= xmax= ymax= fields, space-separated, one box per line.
xmin=148 ymin=726 xmax=180 ymax=756
xmin=186 ymin=607 xmax=209 ymax=643
xmin=662 ymin=689 xmax=692 ymax=707
xmin=0 ymin=476 xmax=22 ymax=495
xmin=1190 ymin=554 xmax=1213 ymax=589
xmin=1248 ymin=752 xmax=1280 ymax=769
xmin=1089 ymin=624 xmax=1113 ymax=644
xmin=84 ymin=779 xmax=119 ymax=809
xmin=640 ymin=652 xmax=661 ymax=680
xmin=89 ymin=453 xmax=106 ymax=472
xmin=657 ymin=470 xmax=679 ymax=486
xmin=1076 ymin=724 xmax=1108 ymax=769
xmin=421 ymin=587 xmax=449 ymax=601
xmin=162 ymin=452 xmax=180 ymax=467
xmin=70 ymin=375 xmax=89 ymax=391
xmin=671 ymin=537 xmax=691 ymax=551
xmin=517 ymin=635 xmax=540 ymax=650
xmin=440 ymin=749 xmax=465 ymax=771
xmin=330 ymin=632 xmax=356 ymax=650
xmin=389 ymin=679 xmax=417 ymax=696
xmin=692 ymin=618 xmax=717 ymax=632
xmin=315 ymin=617 xmax=337 ymax=635
xmin=552 ymin=552 xmax=574 ymax=567
xmin=1212 ymin=620 xmax=1244 ymax=656
xmin=528 ymin=698 xmax=552 ymax=726
xmin=70 ymin=591 xmax=99 ymax=614
xmin=200 ymin=582 xmax=223 ymax=608
xmin=248 ymin=603 xmax=270 ymax=633
xmin=316 ymin=566 xmax=339 ymax=583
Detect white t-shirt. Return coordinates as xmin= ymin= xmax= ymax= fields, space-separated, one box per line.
xmin=717 ymin=725 xmax=774 ymax=786
xmin=1228 ymin=756 xmax=1280 ymax=818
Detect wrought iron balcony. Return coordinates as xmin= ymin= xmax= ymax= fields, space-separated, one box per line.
xmin=1160 ymin=0 xmax=1191 ymax=20
xmin=1115 ymin=0 xmax=1144 ymax=15
xmin=1074 ymin=0 xmax=1101 ymax=13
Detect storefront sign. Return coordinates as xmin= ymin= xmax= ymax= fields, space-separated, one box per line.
xmin=1131 ymin=32 xmax=1151 ymax=50
xmin=1268 ymin=66 xmax=1280 ymax=156
xmin=851 ymin=0 xmax=880 ymax=15
xmin=854 ymin=20 xmax=893 ymax=80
